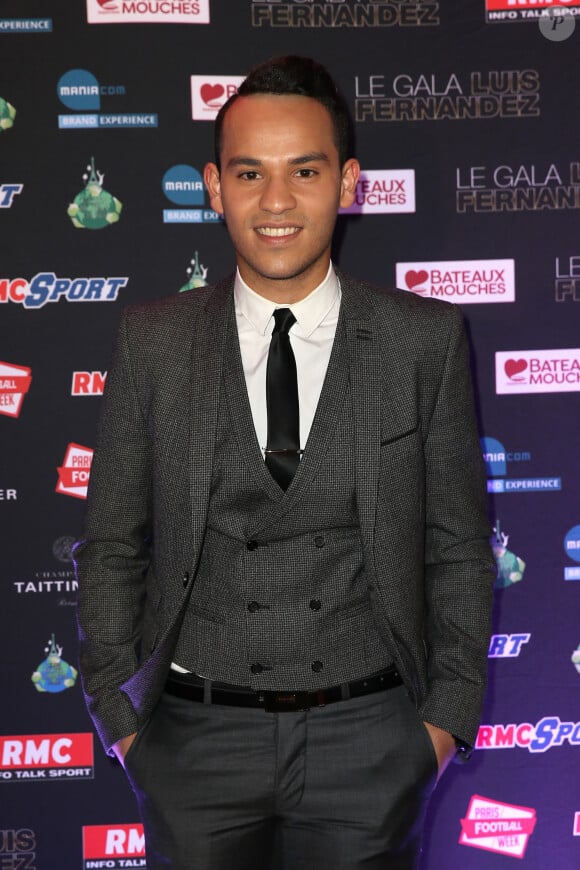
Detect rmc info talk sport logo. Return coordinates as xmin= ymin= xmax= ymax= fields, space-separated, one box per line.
xmin=0 ymin=733 xmax=94 ymax=782
xmin=82 ymin=824 xmax=146 ymax=869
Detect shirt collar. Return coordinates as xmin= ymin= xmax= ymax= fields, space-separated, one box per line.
xmin=234 ymin=262 xmax=340 ymax=338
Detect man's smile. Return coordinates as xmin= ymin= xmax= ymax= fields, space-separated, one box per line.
xmin=255 ymin=226 xmax=301 ymax=238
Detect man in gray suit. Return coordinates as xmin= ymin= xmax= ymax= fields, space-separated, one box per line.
xmin=75 ymin=56 xmax=495 ymax=870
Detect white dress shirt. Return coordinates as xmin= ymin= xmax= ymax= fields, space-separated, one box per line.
xmin=234 ymin=262 xmax=341 ymax=455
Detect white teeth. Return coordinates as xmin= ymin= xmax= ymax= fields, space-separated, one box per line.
xmin=257 ymin=226 xmax=299 ymax=237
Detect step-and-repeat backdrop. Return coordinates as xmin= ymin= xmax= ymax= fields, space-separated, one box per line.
xmin=1 ymin=1 xmax=579 ymax=867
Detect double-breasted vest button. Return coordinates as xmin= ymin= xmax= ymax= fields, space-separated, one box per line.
xmin=314 ymin=535 xmax=325 ymax=548
xmin=246 ymin=540 xmax=259 ymax=551
xmin=250 ymin=663 xmax=263 ymax=675
xmin=311 ymin=660 xmax=323 ymax=673
xmin=247 ymin=601 xmax=260 ymax=613
xmin=309 ymin=599 xmax=322 ymax=611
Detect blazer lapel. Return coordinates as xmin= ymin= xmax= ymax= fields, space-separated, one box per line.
xmin=340 ymin=277 xmax=382 ymax=552
xmin=186 ymin=277 xmax=232 ymax=566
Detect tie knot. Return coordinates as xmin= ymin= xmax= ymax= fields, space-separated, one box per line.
xmin=272 ymin=307 xmax=296 ymax=335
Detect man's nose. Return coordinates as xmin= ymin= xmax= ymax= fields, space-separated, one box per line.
xmin=259 ymin=175 xmax=296 ymax=213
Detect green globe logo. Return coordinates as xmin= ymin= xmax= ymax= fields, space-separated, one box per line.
xmin=67 ymin=157 xmax=122 ymax=230
xmin=0 ymin=97 xmax=16 ymax=131
xmin=179 ymin=251 xmax=209 ymax=293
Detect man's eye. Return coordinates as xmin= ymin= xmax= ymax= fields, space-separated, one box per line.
xmin=239 ymin=171 xmax=260 ymax=181
xmin=296 ymin=169 xmax=316 ymax=178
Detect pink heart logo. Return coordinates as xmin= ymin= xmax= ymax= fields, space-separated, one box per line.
xmin=201 ymin=84 xmax=224 ymax=106
xmin=505 ymin=359 xmax=528 ymax=379
xmin=405 ymin=270 xmax=428 ymax=291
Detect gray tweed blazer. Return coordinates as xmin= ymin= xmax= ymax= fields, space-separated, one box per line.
xmin=75 ymin=270 xmax=495 ymax=755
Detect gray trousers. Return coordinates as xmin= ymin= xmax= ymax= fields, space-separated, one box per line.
xmin=123 ymin=684 xmax=438 ymax=870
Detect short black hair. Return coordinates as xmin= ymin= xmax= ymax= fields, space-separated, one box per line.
xmin=214 ymin=55 xmax=352 ymax=170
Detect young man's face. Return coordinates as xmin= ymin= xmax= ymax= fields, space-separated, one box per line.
xmin=204 ymin=94 xmax=359 ymax=303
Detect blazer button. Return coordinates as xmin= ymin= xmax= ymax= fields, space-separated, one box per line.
xmin=247 ymin=540 xmax=258 ymax=551
xmin=314 ymin=535 xmax=325 ymax=548
xmin=309 ymin=600 xmax=322 ymax=611
xmin=182 ymin=572 xmax=189 ymax=588
xmin=311 ymin=660 xmax=323 ymax=673
xmin=250 ymin=663 xmax=263 ymax=675
xmin=247 ymin=601 xmax=260 ymax=613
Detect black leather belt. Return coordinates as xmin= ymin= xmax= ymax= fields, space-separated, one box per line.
xmin=165 ymin=667 xmax=403 ymax=712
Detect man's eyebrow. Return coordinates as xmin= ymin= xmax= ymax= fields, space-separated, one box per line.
xmin=225 ymin=152 xmax=331 ymax=169
xmin=289 ymin=152 xmax=330 ymax=166
xmin=226 ymin=156 xmax=262 ymax=169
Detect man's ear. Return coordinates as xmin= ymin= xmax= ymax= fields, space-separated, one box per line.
xmin=203 ymin=162 xmax=223 ymax=214
xmin=339 ymin=158 xmax=360 ymax=209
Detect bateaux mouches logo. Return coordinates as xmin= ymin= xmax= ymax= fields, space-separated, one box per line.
xmin=191 ymin=75 xmax=244 ymax=120
xmin=459 ymin=795 xmax=536 ymax=859
xmin=486 ymin=0 xmax=580 ymax=23
xmin=354 ymin=69 xmax=539 ymax=122
xmin=564 ymin=525 xmax=580 ymax=581
xmin=250 ymin=0 xmax=440 ymax=28
xmin=0 ymin=362 xmax=32 ymax=418
xmin=0 ymin=733 xmax=94 ymax=781
xmin=162 ymin=165 xmax=222 ymax=223
xmin=456 ymin=161 xmax=580 ymax=213
xmin=496 ymin=348 xmax=580 ymax=394
xmin=0 ymin=274 xmax=128 ymax=308
xmin=58 ymin=69 xmax=157 ymax=129
xmin=476 ymin=717 xmax=580 ymax=752
xmin=87 ymin=0 xmax=210 ymax=24
xmin=339 ymin=170 xmax=415 ymax=214
xmin=555 ymin=254 xmax=580 ymax=302
xmin=82 ymin=824 xmax=145 ymax=869
xmin=56 ymin=444 xmax=93 ymax=500
xmin=396 ymin=259 xmax=514 ymax=304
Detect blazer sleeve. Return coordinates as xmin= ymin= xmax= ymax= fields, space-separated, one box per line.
xmin=418 ymin=304 xmax=495 ymax=749
xmin=74 ymin=308 xmax=153 ymax=753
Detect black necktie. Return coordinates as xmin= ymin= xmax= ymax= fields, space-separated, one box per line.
xmin=265 ymin=308 xmax=300 ymax=490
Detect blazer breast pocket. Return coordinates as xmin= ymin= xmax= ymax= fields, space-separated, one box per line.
xmin=378 ymin=426 xmax=425 ymax=505
xmin=380 ymin=424 xmax=420 ymax=450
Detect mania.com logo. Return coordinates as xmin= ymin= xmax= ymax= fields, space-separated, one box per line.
xmin=496 ymin=348 xmax=580 ymax=393
xmin=191 ymin=76 xmax=244 ymax=120
xmin=87 ymin=0 xmax=210 ymax=24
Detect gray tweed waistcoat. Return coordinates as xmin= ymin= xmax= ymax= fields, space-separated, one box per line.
xmin=172 ymin=306 xmax=393 ymax=690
